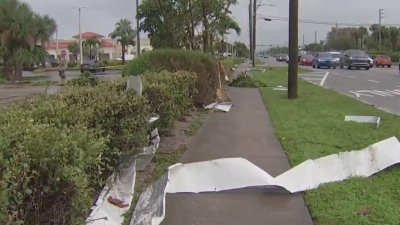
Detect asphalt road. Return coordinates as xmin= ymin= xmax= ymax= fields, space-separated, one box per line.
xmin=262 ymin=57 xmax=400 ymax=115
xmin=309 ymin=66 xmax=400 ymax=115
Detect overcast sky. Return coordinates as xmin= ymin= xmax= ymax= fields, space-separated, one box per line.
xmin=23 ymin=0 xmax=400 ymax=50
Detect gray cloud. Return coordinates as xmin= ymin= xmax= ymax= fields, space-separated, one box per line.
xmin=23 ymin=0 xmax=400 ymax=48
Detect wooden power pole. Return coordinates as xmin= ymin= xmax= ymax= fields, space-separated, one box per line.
xmin=249 ymin=0 xmax=253 ymax=62
xmin=288 ymin=0 xmax=298 ymax=99
xmin=252 ymin=0 xmax=256 ymax=67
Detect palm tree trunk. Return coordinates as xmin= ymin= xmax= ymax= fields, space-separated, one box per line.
xmin=201 ymin=0 xmax=210 ymax=53
xmin=122 ymin=45 xmax=126 ymax=65
xmin=41 ymin=40 xmax=46 ymax=68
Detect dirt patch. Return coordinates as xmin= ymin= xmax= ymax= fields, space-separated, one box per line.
xmin=123 ymin=109 xmax=208 ymax=225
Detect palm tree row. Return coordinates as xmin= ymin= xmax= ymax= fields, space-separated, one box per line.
xmin=0 ymin=0 xmax=56 ymax=82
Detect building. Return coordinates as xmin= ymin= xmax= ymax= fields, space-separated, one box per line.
xmin=45 ymin=32 xmax=152 ymax=62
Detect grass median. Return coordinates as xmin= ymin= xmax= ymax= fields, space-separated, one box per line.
xmin=253 ymin=66 xmax=400 ymax=225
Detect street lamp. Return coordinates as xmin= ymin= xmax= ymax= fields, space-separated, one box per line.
xmin=77 ymin=7 xmax=86 ymax=65
xmin=251 ymin=1 xmax=275 ymax=67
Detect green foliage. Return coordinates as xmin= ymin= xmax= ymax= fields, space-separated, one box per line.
xmin=0 ymin=116 xmax=108 ymax=225
xmin=234 ymin=41 xmax=249 ymax=58
xmin=142 ymin=70 xmax=197 ymax=135
xmin=0 ymin=0 xmax=56 ymax=81
xmin=104 ymin=60 xmax=123 ymax=67
xmin=0 ymin=67 xmax=199 ymax=224
xmin=66 ymin=62 xmax=78 ymax=68
xmin=109 ymin=19 xmax=136 ymax=64
xmin=67 ymin=42 xmax=79 ymax=54
xmin=67 ymin=71 xmax=100 ymax=86
xmin=138 ymin=0 xmax=239 ymax=52
xmin=222 ymin=57 xmax=245 ymax=69
xmin=123 ymin=49 xmax=219 ymax=105
xmin=368 ymin=51 xmax=400 ymax=62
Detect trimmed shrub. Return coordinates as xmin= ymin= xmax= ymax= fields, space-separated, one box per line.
xmin=67 ymin=72 xmax=100 ymax=86
xmin=141 ymin=70 xmax=197 ymax=135
xmin=104 ymin=60 xmax=123 ymax=67
xmin=67 ymin=62 xmax=78 ymax=68
xmin=0 ymin=116 xmax=108 ymax=225
xmin=123 ymin=49 xmax=219 ymax=105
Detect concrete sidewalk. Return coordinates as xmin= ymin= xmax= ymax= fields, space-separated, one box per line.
xmin=162 ymin=87 xmax=313 ymax=225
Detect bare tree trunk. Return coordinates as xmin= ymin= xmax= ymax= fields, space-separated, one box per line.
xmin=188 ymin=0 xmax=195 ymax=50
xmin=122 ymin=45 xmax=126 ymax=65
xmin=41 ymin=40 xmax=46 ymax=68
xmin=201 ymin=0 xmax=210 ymax=53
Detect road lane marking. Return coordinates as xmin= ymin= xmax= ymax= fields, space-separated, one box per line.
xmin=358 ymin=90 xmax=387 ymax=96
xmin=385 ymin=90 xmax=400 ymax=95
xmin=368 ymin=80 xmax=380 ymax=83
xmin=320 ymin=72 xmax=330 ymax=86
xmin=349 ymin=91 xmax=374 ymax=97
xmin=347 ymin=76 xmax=355 ymax=78
xmin=303 ymin=77 xmax=322 ymax=80
xmin=372 ymin=90 xmax=393 ymax=97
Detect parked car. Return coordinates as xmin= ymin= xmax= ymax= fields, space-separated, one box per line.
xmin=373 ymin=55 xmax=392 ymax=68
xmin=312 ymin=52 xmax=337 ymax=69
xmin=339 ymin=50 xmax=370 ymax=70
xmin=299 ymin=54 xmax=314 ymax=66
xmin=328 ymin=52 xmax=342 ymax=65
xmin=276 ymin=54 xmax=289 ymax=62
xmin=80 ymin=60 xmax=106 ymax=73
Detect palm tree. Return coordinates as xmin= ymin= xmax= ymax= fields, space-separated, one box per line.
xmin=83 ymin=37 xmax=100 ymax=61
xmin=0 ymin=0 xmax=48 ymax=82
xmin=109 ymin=19 xmax=136 ymax=64
xmin=35 ymin=14 xmax=57 ymax=67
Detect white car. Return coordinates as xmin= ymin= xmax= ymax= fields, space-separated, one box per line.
xmin=328 ymin=51 xmax=342 ymax=64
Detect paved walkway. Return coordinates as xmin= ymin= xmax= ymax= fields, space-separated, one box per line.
xmin=162 ymin=87 xmax=313 ymax=225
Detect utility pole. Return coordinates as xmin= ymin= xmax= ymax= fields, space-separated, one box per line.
xmin=314 ymin=31 xmax=317 ymax=44
xmin=56 ymin=29 xmax=59 ymax=60
xmin=288 ymin=0 xmax=298 ymax=99
xmin=252 ymin=0 xmax=256 ymax=67
xmin=379 ymin=9 xmax=384 ymax=52
xmin=302 ymin=34 xmax=305 ymax=48
xmin=249 ymin=0 xmax=253 ymax=63
xmin=136 ymin=0 xmax=141 ymax=57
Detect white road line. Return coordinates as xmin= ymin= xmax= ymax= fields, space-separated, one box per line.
xmin=373 ymin=90 xmax=393 ymax=97
xmin=320 ymin=72 xmax=330 ymax=86
xmin=304 ymin=78 xmax=323 ymax=80
xmin=299 ymin=74 xmax=325 ymax=77
xmin=368 ymin=80 xmax=380 ymax=83
xmin=357 ymin=90 xmax=387 ymax=96
xmin=349 ymin=91 xmax=374 ymax=97
xmin=347 ymin=76 xmax=356 ymax=78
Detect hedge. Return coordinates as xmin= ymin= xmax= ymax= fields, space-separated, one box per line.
xmin=123 ymin=49 xmax=219 ymax=105
xmin=0 ymin=70 xmax=197 ymax=225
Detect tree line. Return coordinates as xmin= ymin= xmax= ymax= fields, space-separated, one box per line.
xmin=138 ymin=0 xmax=241 ymax=53
xmin=0 ymin=0 xmax=56 ymax=82
xmin=308 ymin=25 xmax=400 ymax=52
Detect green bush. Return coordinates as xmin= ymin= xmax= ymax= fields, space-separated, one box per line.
xmin=0 ymin=68 xmax=198 ymax=224
xmin=123 ymin=49 xmax=218 ymax=105
xmin=368 ymin=51 xmax=400 ymax=62
xmin=104 ymin=60 xmax=123 ymax=67
xmin=0 ymin=115 xmax=108 ymax=225
xmin=222 ymin=57 xmax=245 ymax=69
xmin=228 ymin=73 xmax=266 ymax=88
xmin=142 ymin=70 xmax=197 ymax=135
xmin=67 ymin=71 xmax=100 ymax=86
xmin=67 ymin=62 xmax=78 ymax=68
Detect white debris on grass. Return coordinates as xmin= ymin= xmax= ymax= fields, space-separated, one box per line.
xmin=345 ymin=115 xmax=381 ymax=128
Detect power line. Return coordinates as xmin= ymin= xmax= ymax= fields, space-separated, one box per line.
xmin=262 ymin=15 xmax=400 ymax=27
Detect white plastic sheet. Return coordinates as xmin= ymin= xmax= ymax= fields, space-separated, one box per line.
xmin=86 ymin=161 xmax=137 ymax=225
xmin=131 ymin=137 xmax=400 ymax=225
xmin=203 ymin=102 xmax=233 ymax=112
xmin=345 ymin=115 xmax=381 ymax=128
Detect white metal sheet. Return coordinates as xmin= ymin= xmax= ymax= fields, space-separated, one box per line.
xmin=166 ymin=158 xmax=275 ymax=193
xmin=345 ymin=115 xmax=381 ymax=128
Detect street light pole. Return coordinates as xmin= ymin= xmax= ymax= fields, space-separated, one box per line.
xmin=136 ymin=0 xmax=141 ymax=57
xmin=288 ymin=0 xmax=298 ymax=99
xmin=379 ymin=9 xmax=384 ymax=51
xmin=79 ymin=7 xmax=84 ymax=64
xmin=249 ymin=0 xmax=253 ymax=63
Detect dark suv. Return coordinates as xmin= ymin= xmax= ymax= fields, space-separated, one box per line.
xmin=340 ymin=50 xmax=370 ymax=70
